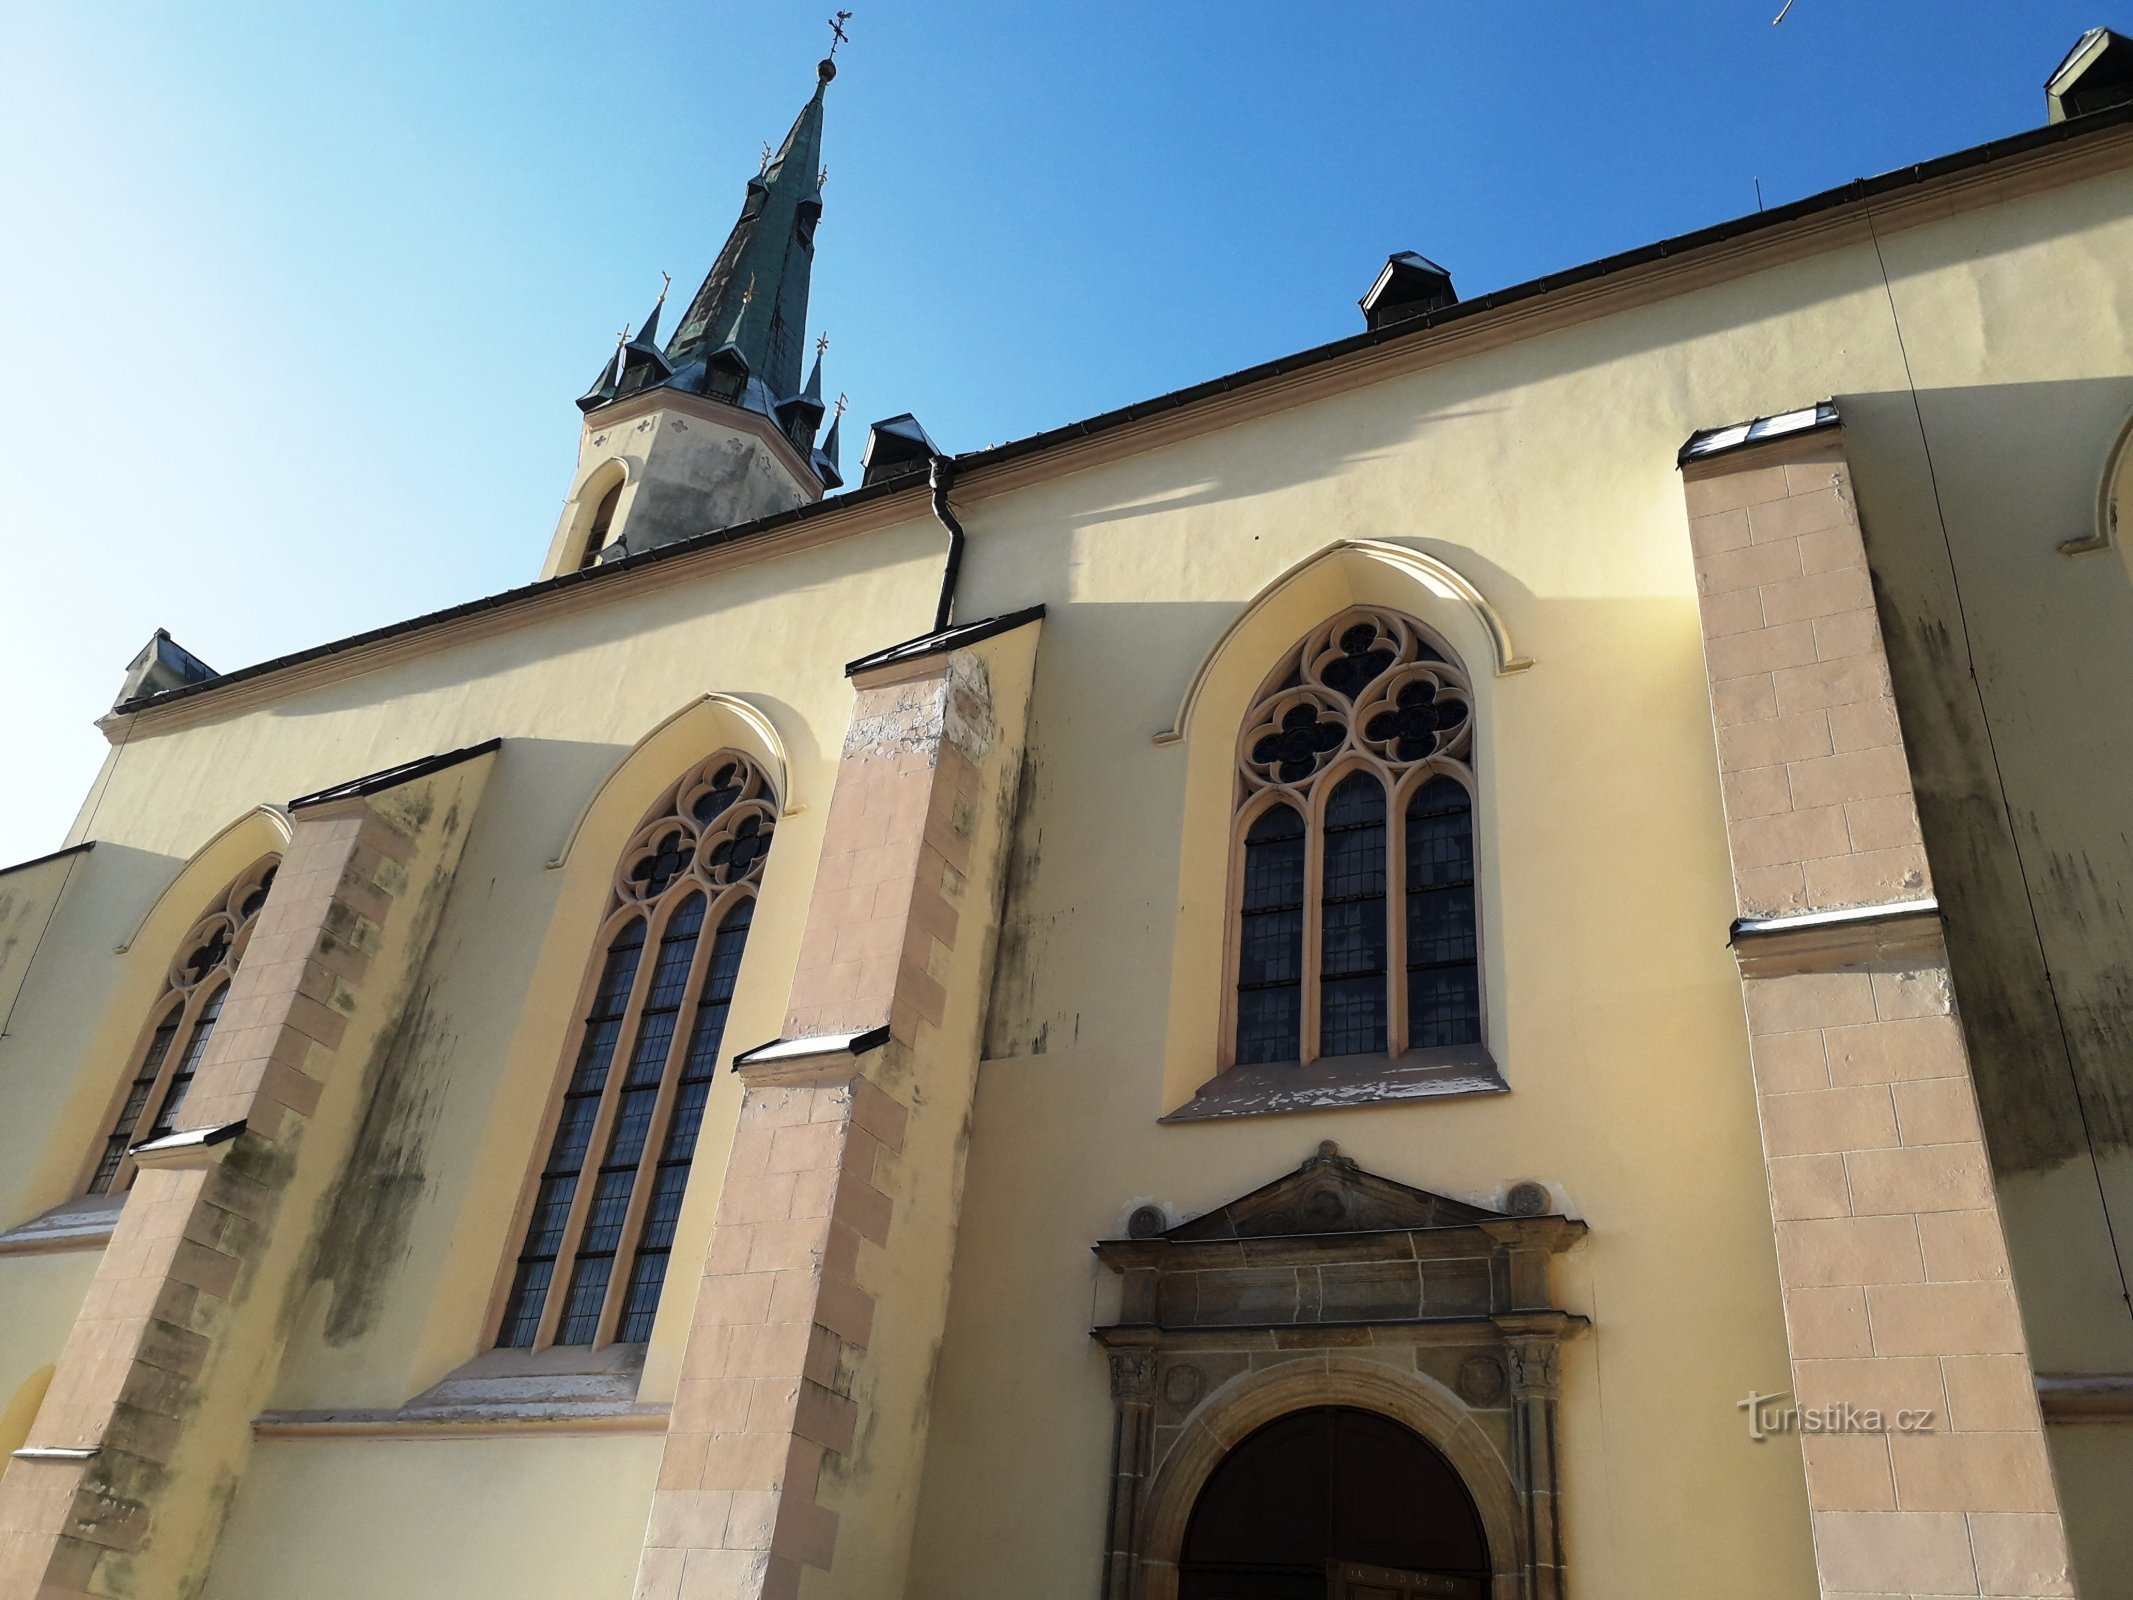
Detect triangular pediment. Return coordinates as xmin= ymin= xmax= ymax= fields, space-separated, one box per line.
xmin=1164 ymin=1142 xmax=1501 ymax=1240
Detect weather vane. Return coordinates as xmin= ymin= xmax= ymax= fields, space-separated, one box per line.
xmin=833 ymin=391 xmax=849 ymax=420
xmin=828 ymin=11 xmax=852 ymax=58
xmin=655 ymin=269 xmax=671 ymax=309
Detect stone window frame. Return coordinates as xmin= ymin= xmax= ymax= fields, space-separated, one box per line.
xmin=1182 ymin=606 xmax=1498 ymax=1120
xmin=488 ymin=750 xmax=777 ymax=1354
xmin=80 ymin=855 xmax=280 ymax=1196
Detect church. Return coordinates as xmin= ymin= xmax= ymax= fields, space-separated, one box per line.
xmin=4 ymin=24 xmax=2133 ymax=1600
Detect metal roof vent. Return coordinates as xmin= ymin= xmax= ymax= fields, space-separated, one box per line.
xmin=861 ymin=413 xmax=938 ymax=487
xmin=1360 ymin=252 xmax=1458 ymax=331
xmin=2047 ymin=27 xmax=2133 ymax=123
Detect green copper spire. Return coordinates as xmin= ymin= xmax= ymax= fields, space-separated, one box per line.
xmin=665 ymin=57 xmax=834 ymax=402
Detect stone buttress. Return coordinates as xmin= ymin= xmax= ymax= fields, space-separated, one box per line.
xmin=1680 ymin=420 xmax=2077 ymax=1600
xmin=0 ymin=748 xmax=496 ymax=1600
xmin=633 ymin=617 xmax=1041 ymax=1600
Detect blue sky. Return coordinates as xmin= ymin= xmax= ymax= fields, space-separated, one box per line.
xmin=0 ymin=0 xmax=2111 ymax=863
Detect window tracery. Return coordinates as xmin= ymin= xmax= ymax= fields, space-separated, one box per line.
xmin=496 ymin=751 xmax=776 ymax=1350
xmin=1231 ymin=609 xmax=1480 ymax=1068
xmin=88 ymin=856 xmax=279 ymax=1194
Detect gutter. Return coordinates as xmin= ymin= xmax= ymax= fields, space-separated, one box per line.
xmin=105 ymin=98 xmax=2133 ymax=726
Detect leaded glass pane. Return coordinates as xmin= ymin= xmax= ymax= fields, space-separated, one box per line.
xmin=499 ymin=920 xmax=646 ymax=1347
xmin=1320 ymin=774 xmax=1388 ymax=1056
xmin=1407 ymin=777 xmax=1480 ymax=1047
xmin=1236 ymin=805 xmax=1305 ymax=1064
xmin=147 ymin=985 xmax=226 ymax=1139
xmin=553 ymin=900 xmax=703 ymax=1347
xmin=615 ymin=899 xmax=757 ymax=1343
xmin=91 ymin=1012 xmax=181 ymax=1193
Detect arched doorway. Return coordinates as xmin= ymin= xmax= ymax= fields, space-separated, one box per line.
xmin=1179 ymin=1407 xmax=1491 ymax=1600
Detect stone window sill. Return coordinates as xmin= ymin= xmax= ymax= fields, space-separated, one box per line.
xmin=252 ymin=1343 xmax=666 ymax=1439
xmin=1161 ymin=1044 xmax=1506 ymax=1123
xmin=0 ymin=1194 xmax=124 ymax=1257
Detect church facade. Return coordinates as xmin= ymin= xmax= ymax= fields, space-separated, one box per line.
xmin=4 ymin=30 xmax=2133 ymax=1600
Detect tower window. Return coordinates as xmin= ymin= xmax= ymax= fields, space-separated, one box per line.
xmin=578 ymin=479 xmax=624 ymax=570
xmin=495 ymin=752 xmax=778 ymax=1350
xmin=1228 ymin=609 xmax=1482 ymax=1068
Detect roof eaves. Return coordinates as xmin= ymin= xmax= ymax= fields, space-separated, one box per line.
xmin=108 ymin=97 xmax=2133 ymax=725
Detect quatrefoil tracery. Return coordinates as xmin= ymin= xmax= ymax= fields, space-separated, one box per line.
xmin=615 ymin=752 xmax=779 ymax=907
xmin=1237 ymin=609 xmax=1474 ymax=796
xmin=165 ymin=860 xmax=277 ymax=993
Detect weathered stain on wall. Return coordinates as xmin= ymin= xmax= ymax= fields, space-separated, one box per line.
xmin=302 ymin=985 xmax=453 ymax=1344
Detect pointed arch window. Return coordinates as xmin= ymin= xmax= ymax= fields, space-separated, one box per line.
xmin=87 ymin=856 xmax=279 ymax=1195
xmin=1229 ymin=609 xmax=1482 ymax=1069
xmin=495 ymin=752 xmax=777 ymax=1350
xmin=577 ymin=478 xmax=624 ymax=570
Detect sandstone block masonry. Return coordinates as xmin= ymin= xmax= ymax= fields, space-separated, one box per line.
xmin=1684 ymin=427 xmax=2075 ymax=1600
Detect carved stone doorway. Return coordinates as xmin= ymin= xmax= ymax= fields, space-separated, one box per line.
xmin=1178 ymin=1407 xmax=1491 ymax=1600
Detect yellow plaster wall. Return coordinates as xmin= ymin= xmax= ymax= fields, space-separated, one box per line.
xmin=0 ymin=1251 xmax=98 ymax=1458
xmin=201 ymin=1434 xmax=661 ymax=1600
xmin=0 ymin=154 xmax=2127 ymax=1599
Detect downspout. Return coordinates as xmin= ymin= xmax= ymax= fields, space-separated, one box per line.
xmin=928 ymin=455 xmax=966 ymax=634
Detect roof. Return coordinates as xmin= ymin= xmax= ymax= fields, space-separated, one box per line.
xmin=108 ymin=94 xmax=2133 ymax=724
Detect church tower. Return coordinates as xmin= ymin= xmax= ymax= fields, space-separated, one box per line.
xmin=538 ymin=54 xmax=846 ymax=578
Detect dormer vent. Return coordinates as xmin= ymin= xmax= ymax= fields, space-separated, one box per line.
xmin=861 ymin=413 xmax=939 ymax=487
xmin=1360 ymin=252 xmax=1458 ymax=331
xmin=2047 ymin=27 xmax=2133 ymax=123
xmin=116 ymin=629 xmax=216 ymax=709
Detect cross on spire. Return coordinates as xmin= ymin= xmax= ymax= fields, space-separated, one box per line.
xmin=827 ymin=10 xmax=852 ymax=57
xmin=815 ymin=331 xmax=831 ymax=358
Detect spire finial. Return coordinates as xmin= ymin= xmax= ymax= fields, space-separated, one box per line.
xmin=818 ymin=165 xmax=830 ymax=190
xmin=833 ymin=392 xmax=849 ymax=421
xmin=815 ymin=331 xmax=831 ymax=359
xmin=759 ymin=141 xmax=773 ymax=174
xmin=827 ymin=11 xmax=852 ymax=57
xmin=656 ymin=270 xmax=671 ymax=311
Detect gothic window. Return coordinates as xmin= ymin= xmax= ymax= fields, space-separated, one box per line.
xmin=577 ymin=479 xmax=624 ymax=570
xmin=1231 ymin=609 xmax=1481 ymax=1068
xmin=88 ymin=856 xmax=279 ymax=1195
xmin=495 ymin=752 xmax=777 ymax=1351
